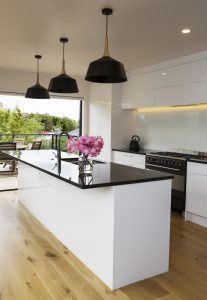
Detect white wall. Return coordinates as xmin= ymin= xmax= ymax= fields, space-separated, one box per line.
xmin=136 ymin=108 xmax=207 ymax=152
xmin=0 ymin=67 xmax=89 ymax=134
xmin=88 ymin=83 xmax=112 ymax=161
xmin=111 ymin=84 xmax=137 ymax=149
xmin=88 ymin=83 xmax=137 ymax=161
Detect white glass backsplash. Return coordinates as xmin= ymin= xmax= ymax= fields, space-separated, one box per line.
xmin=137 ymin=109 xmax=207 ymax=151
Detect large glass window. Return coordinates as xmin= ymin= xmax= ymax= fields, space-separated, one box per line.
xmin=0 ymin=93 xmax=82 ymax=150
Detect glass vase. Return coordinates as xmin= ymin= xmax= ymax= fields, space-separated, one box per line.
xmin=78 ymin=155 xmax=93 ymax=175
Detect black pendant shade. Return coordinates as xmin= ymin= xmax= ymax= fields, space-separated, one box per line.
xmin=48 ymin=38 xmax=79 ymax=93
xmin=48 ymin=73 xmax=78 ymax=93
xmin=26 ymin=84 xmax=50 ymax=99
xmin=85 ymin=8 xmax=127 ymax=84
xmin=85 ymin=56 xmax=127 ymax=83
xmin=25 ymin=55 xmax=50 ymax=99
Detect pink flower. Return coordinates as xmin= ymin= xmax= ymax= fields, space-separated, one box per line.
xmin=66 ymin=136 xmax=78 ymax=153
xmin=66 ymin=135 xmax=104 ymax=158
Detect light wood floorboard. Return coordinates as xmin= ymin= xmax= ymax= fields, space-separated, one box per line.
xmin=0 ymin=191 xmax=207 ymax=300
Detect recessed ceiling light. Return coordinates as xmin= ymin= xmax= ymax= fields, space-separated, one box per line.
xmin=182 ymin=28 xmax=191 ymax=34
xmin=161 ymin=72 xmax=167 ymax=76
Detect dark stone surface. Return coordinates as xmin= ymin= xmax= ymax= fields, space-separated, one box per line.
xmin=112 ymin=148 xmax=157 ymax=155
xmin=2 ymin=150 xmax=173 ymax=189
xmin=188 ymin=157 xmax=207 ymax=165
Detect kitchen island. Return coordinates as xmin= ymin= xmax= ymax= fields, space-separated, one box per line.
xmin=4 ymin=149 xmax=173 ymax=290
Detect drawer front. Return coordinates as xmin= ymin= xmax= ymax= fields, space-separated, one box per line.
xmin=130 ymin=162 xmax=145 ymax=169
xmin=112 ymin=151 xmax=133 ymax=162
xmin=112 ymin=159 xmax=145 ymax=169
xmin=130 ymin=154 xmax=146 ymax=164
xmin=187 ymin=162 xmax=207 ymax=176
xmin=113 ymin=159 xmax=129 ymax=166
xmin=187 ymin=172 xmax=207 ymax=196
xmin=186 ymin=193 xmax=207 ymax=218
xmin=112 ymin=151 xmax=146 ymax=169
xmin=112 ymin=151 xmax=146 ymax=164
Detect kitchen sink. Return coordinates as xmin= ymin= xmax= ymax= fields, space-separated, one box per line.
xmin=61 ymin=157 xmax=79 ymax=163
xmin=61 ymin=157 xmax=105 ymax=165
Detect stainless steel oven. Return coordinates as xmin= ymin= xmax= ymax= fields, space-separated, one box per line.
xmin=146 ymin=153 xmax=187 ymax=212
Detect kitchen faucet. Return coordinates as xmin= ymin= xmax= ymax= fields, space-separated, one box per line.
xmin=56 ymin=131 xmax=70 ymax=174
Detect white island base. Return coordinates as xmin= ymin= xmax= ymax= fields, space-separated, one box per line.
xmin=18 ymin=162 xmax=172 ymax=290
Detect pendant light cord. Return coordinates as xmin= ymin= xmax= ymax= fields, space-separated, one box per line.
xmin=62 ymin=41 xmax=66 ymax=74
xmin=103 ymin=14 xmax=110 ymax=57
xmin=36 ymin=58 xmax=40 ymax=85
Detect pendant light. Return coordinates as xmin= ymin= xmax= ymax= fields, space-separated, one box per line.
xmin=25 ymin=55 xmax=50 ymax=99
xmin=48 ymin=37 xmax=79 ymax=93
xmin=85 ymin=8 xmax=127 ymax=83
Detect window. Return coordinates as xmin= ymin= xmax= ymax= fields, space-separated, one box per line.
xmin=0 ymin=93 xmax=82 ymax=149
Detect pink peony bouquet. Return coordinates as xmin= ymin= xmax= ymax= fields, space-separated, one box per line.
xmin=66 ymin=135 xmax=104 ymax=158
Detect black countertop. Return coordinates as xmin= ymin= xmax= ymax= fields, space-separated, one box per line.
xmin=188 ymin=157 xmax=207 ymax=165
xmin=112 ymin=148 xmax=156 ymax=155
xmin=113 ymin=148 xmax=207 ymax=165
xmin=3 ymin=150 xmax=173 ymax=189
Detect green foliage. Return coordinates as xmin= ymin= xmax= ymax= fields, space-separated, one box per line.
xmin=8 ymin=107 xmax=24 ymax=134
xmin=0 ymin=106 xmax=79 ymax=148
xmin=0 ymin=109 xmax=10 ymax=140
xmin=27 ymin=113 xmax=79 ymax=132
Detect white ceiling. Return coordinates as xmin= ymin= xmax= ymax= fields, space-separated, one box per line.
xmin=0 ymin=0 xmax=207 ymax=77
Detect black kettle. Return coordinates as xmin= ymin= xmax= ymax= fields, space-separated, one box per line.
xmin=129 ymin=135 xmax=140 ymax=152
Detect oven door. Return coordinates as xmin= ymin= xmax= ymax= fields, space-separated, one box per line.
xmin=171 ymin=174 xmax=186 ymax=211
xmin=146 ymin=164 xmax=186 ymax=212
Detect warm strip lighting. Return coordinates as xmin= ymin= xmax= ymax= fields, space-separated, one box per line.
xmin=137 ymin=104 xmax=207 ymax=113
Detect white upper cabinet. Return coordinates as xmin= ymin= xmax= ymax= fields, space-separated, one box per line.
xmin=122 ymin=90 xmax=154 ymax=109
xmin=121 ymin=73 xmax=154 ymax=109
xmin=121 ymin=55 xmax=207 ymax=109
xmin=154 ymin=60 xmax=207 ymax=106
xmin=154 ymin=81 xmax=207 ymax=106
xmin=199 ymin=58 xmax=207 ymax=81
xmin=155 ymin=83 xmax=199 ymax=106
xmin=122 ymin=72 xmax=154 ymax=94
xmin=155 ymin=61 xmax=201 ymax=88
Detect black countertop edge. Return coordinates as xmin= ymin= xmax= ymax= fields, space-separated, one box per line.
xmin=12 ymin=155 xmax=173 ymax=190
xmin=113 ymin=149 xmax=207 ymax=163
xmin=112 ymin=148 xmax=156 ymax=155
xmin=188 ymin=158 xmax=207 ymax=165
xmin=81 ymin=176 xmax=173 ymax=189
xmin=4 ymin=151 xmax=173 ymax=189
xmin=4 ymin=154 xmax=82 ymax=189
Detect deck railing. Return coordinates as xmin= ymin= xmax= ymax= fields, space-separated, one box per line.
xmin=0 ymin=133 xmax=76 ymax=150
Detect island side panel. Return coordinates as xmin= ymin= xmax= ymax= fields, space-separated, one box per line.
xmin=18 ymin=162 xmax=115 ymax=289
xmin=113 ymin=180 xmax=172 ymax=289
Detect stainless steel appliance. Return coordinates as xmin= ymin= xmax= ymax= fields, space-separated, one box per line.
xmin=146 ymin=152 xmax=188 ymax=212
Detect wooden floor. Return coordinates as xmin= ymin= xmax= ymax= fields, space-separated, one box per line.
xmin=0 ymin=192 xmax=207 ymax=300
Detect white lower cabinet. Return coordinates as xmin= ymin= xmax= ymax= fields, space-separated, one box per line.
xmin=112 ymin=151 xmax=146 ymax=169
xmin=185 ymin=162 xmax=207 ymax=227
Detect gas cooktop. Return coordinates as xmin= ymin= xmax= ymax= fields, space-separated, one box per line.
xmin=148 ymin=151 xmax=207 ymax=160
